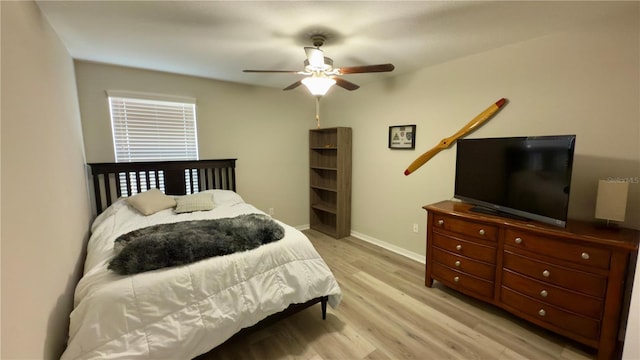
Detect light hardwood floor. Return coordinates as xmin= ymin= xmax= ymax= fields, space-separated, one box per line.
xmin=198 ymin=229 xmax=597 ymax=360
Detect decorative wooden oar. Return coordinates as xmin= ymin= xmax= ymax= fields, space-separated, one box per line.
xmin=404 ymin=98 xmax=507 ymax=176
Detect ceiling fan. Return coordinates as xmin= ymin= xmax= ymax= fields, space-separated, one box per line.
xmin=243 ymin=34 xmax=395 ymax=96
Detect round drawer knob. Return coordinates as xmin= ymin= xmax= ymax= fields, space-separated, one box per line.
xmin=538 ymin=309 xmax=546 ymax=317
xmin=438 ymin=219 xmax=444 ymax=226
xmin=542 ymin=270 xmax=550 ymax=277
xmin=514 ymin=237 xmax=523 ymax=244
xmin=456 ymin=244 xmax=463 ymax=251
xmin=479 ymin=229 xmax=486 ymax=236
xmin=454 ymin=276 xmax=460 ymax=283
xmin=540 ymin=290 xmax=548 ymax=297
xmin=454 ymin=260 xmax=461 ymax=267
xmin=581 ymin=252 xmax=590 ymax=260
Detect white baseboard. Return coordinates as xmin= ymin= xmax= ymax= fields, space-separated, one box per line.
xmin=297 ymin=224 xmax=426 ymax=265
xmin=350 ymin=230 xmax=426 ymax=265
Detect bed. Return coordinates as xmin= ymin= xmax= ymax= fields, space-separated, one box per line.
xmin=61 ymin=159 xmax=342 ymax=360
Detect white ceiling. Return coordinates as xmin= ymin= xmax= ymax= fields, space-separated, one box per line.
xmin=37 ymin=1 xmax=632 ymax=91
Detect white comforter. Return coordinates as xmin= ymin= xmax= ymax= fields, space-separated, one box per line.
xmin=61 ymin=190 xmax=342 ymax=360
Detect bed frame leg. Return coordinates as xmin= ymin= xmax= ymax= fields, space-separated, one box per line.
xmin=321 ymin=296 xmax=328 ymax=320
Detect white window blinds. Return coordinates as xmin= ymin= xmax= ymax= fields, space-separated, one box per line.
xmin=107 ymin=91 xmax=199 ymax=195
xmin=108 ymin=92 xmax=199 ymax=162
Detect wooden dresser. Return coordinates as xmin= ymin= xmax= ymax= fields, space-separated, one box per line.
xmin=424 ymin=200 xmax=639 ymax=360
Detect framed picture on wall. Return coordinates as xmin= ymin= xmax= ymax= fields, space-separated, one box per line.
xmin=389 ymin=125 xmax=416 ymax=149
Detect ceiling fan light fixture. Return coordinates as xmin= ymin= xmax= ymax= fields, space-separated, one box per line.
xmin=244 ymin=33 xmax=393 ymax=94
xmin=301 ymin=76 xmax=336 ymax=96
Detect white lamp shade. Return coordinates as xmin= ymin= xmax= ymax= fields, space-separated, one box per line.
xmin=595 ymin=180 xmax=629 ymax=222
xmin=301 ymin=76 xmax=336 ymax=96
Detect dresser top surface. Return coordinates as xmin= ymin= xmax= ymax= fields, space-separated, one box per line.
xmin=424 ymin=200 xmax=639 ymax=250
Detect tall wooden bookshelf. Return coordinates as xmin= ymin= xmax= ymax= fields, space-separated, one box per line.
xmin=309 ymin=127 xmax=352 ymax=238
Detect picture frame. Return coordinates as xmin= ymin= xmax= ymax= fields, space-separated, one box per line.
xmin=388 ymin=125 xmax=416 ymax=149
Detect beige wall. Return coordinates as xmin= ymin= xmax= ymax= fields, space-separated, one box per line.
xmin=323 ymin=3 xmax=639 ymax=256
xmin=75 ymin=61 xmax=315 ymax=226
xmin=1 ymin=1 xmax=92 ymax=359
xmin=322 ymin=5 xmax=639 ymax=358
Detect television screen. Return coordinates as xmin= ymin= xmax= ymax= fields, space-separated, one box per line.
xmin=454 ymin=135 xmax=576 ymax=227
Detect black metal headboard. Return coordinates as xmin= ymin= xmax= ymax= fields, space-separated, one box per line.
xmin=88 ymin=159 xmax=237 ymax=214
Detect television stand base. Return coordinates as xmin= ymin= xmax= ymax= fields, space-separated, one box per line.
xmin=469 ymin=206 xmax=529 ymax=221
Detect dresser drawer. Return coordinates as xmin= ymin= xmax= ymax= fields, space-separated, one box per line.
xmin=433 ymin=214 xmax=498 ymax=241
xmin=502 ymin=269 xmax=603 ymax=319
xmin=432 ymin=232 xmax=497 ymax=264
xmin=503 ymin=251 xmax=607 ymax=298
xmin=501 ymin=287 xmax=600 ymax=341
xmin=432 ymin=247 xmax=495 ymax=281
xmin=432 ymin=262 xmax=494 ymax=299
xmin=505 ymin=229 xmax=611 ymax=269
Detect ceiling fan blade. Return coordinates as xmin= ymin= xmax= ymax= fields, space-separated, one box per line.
xmin=304 ymin=47 xmax=325 ymax=68
xmin=283 ymin=80 xmax=303 ymax=91
xmin=338 ymin=63 xmax=395 ymax=74
xmin=243 ymin=69 xmax=301 ymax=73
xmin=334 ymin=77 xmax=360 ymax=91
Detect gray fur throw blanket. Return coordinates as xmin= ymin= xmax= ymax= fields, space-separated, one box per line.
xmin=108 ymin=214 xmax=285 ymax=275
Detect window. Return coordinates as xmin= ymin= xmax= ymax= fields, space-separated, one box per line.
xmin=107 ymin=91 xmax=199 ymax=195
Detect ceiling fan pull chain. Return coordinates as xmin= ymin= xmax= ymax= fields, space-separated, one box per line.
xmin=315 ymin=96 xmax=321 ymax=128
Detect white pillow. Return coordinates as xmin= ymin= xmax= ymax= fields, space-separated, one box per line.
xmin=127 ymin=189 xmax=176 ymax=216
xmin=174 ymin=192 xmax=215 ymax=214
xmin=212 ymin=190 xmax=245 ymax=206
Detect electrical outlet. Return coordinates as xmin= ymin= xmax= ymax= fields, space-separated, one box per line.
xmin=268 ymin=208 xmax=274 ymax=216
xmin=413 ymin=223 xmax=419 ymax=233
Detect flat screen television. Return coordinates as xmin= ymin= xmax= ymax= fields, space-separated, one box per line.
xmin=454 ymin=135 xmax=576 ymax=227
